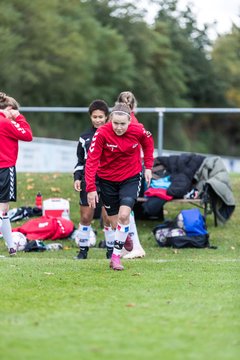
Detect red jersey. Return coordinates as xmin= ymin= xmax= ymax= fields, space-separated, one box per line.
xmin=85 ymin=121 xmax=154 ymax=192
xmin=0 ymin=112 xmax=33 ymax=168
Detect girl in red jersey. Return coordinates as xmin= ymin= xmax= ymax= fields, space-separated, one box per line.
xmin=85 ymin=103 xmax=154 ymax=270
xmin=0 ymin=92 xmax=33 ymax=255
xmin=116 ymin=91 xmax=147 ymax=259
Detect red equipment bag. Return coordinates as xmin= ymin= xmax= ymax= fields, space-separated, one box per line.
xmin=13 ymin=216 xmax=74 ymax=240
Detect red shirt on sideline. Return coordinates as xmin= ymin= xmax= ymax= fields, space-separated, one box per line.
xmin=85 ymin=121 xmax=154 ymax=192
xmin=0 ymin=112 xmax=33 ymax=168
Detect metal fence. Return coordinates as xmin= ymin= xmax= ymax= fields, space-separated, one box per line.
xmin=20 ymin=106 xmax=240 ymax=155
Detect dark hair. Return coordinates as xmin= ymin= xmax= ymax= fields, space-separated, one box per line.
xmin=117 ymin=91 xmax=137 ymax=111
xmin=0 ymin=92 xmax=19 ymax=110
xmin=88 ymin=99 xmax=109 ymax=116
xmin=110 ymin=102 xmax=131 ymax=118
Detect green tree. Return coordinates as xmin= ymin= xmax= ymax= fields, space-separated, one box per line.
xmin=212 ymin=24 xmax=240 ymax=107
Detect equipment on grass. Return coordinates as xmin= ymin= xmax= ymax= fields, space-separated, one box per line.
xmin=153 ymin=208 xmax=217 ymax=249
xmin=10 ymin=232 xmax=27 ymax=251
xmin=42 ymin=198 xmax=70 ymax=219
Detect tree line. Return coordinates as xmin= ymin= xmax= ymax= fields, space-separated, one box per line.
xmin=0 ymin=0 xmax=239 ymax=156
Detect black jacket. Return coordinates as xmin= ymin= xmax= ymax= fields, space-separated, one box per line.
xmin=155 ymin=153 xmax=205 ymax=198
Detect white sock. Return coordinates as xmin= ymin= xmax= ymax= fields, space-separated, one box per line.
xmin=104 ymin=226 xmax=115 ymax=248
xmin=113 ymin=223 xmax=130 ymax=256
xmin=129 ymin=211 xmax=142 ymax=249
xmin=1 ymin=215 xmax=14 ymax=249
xmin=77 ymin=224 xmax=91 ymax=248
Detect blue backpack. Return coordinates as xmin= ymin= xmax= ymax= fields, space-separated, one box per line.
xmin=180 ymin=209 xmax=208 ymax=236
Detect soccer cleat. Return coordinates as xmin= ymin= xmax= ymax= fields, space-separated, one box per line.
xmin=106 ymin=247 xmax=113 ymax=259
xmin=74 ymin=247 xmax=89 ymax=260
xmin=9 ymin=248 xmax=17 ymax=256
xmin=122 ymin=248 xmax=146 ymax=259
xmin=124 ymin=235 xmax=133 ymax=252
xmin=109 ymin=254 xmax=124 ymax=271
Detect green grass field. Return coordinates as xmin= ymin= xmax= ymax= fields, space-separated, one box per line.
xmin=0 ymin=173 xmax=239 ymax=360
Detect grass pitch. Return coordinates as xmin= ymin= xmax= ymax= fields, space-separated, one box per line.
xmin=0 ymin=173 xmax=239 ymax=360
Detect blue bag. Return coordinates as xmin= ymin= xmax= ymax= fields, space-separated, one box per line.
xmin=180 ymin=209 xmax=208 ymax=236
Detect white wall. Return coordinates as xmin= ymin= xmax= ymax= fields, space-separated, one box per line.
xmin=17 ymin=137 xmax=78 ymax=173
xmin=17 ymin=137 xmax=240 ymax=173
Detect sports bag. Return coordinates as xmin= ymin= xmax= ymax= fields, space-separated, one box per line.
xmin=13 ymin=216 xmax=74 ymax=240
xmin=153 ymin=209 xmax=217 ymax=249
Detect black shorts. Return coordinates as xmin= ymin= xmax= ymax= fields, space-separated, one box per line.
xmin=0 ymin=166 xmax=17 ymax=202
xmin=98 ymin=173 xmax=142 ymax=216
xmin=79 ymin=180 xmax=102 ymax=219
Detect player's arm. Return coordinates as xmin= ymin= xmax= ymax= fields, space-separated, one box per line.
xmin=140 ymin=126 xmax=154 ymax=187
xmin=73 ymin=137 xmax=85 ymax=191
xmin=85 ymin=130 xmax=104 ymax=194
xmin=7 ymin=112 xmax=32 ymax=141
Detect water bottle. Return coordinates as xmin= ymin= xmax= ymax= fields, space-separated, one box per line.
xmin=35 ymin=192 xmax=42 ymax=208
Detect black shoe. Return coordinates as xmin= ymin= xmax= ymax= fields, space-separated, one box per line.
xmin=98 ymin=240 xmax=106 ymax=248
xmin=106 ymin=247 xmax=113 ymax=259
xmin=75 ymin=247 xmax=89 ymax=260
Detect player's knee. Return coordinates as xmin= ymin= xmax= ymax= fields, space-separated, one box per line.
xmin=0 ymin=203 xmax=9 ymax=214
xmin=118 ymin=197 xmax=135 ymax=224
xmin=120 ymin=197 xmax=135 ymax=209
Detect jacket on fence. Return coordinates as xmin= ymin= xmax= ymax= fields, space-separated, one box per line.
xmin=194 ymin=156 xmax=235 ymax=223
xmin=154 ymin=153 xmax=205 ymax=198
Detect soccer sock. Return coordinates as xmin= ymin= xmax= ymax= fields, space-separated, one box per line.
xmin=129 ymin=211 xmax=142 ymax=249
xmin=113 ymin=223 xmax=130 ymax=257
xmin=1 ymin=214 xmax=14 ymax=249
xmin=77 ymin=224 xmax=91 ymax=249
xmin=104 ymin=226 xmax=115 ymax=249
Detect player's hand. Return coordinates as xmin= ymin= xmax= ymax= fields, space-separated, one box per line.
xmin=3 ymin=109 xmax=20 ymax=120
xmin=144 ymin=169 xmax=152 ymax=188
xmin=87 ymin=191 xmax=99 ymax=208
xmin=74 ymin=180 xmax=81 ymax=192
xmin=9 ymin=109 xmax=20 ymax=119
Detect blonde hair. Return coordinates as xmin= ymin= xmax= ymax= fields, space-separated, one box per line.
xmin=110 ymin=102 xmax=131 ymax=118
xmin=0 ymin=92 xmax=20 ymax=110
xmin=117 ymin=91 xmax=137 ymax=111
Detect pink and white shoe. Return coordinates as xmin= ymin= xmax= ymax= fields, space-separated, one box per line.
xmin=123 ymin=248 xmax=146 ymax=259
xmin=110 ymin=254 xmax=124 ymax=271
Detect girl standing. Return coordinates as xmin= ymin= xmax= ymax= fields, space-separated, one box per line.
xmin=85 ymin=103 xmax=154 ymax=270
xmin=0 ymin=92 xmax=32 ymax=255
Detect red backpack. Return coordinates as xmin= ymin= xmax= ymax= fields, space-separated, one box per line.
xmin=13 ymin=216 xmax=74 ymax=240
